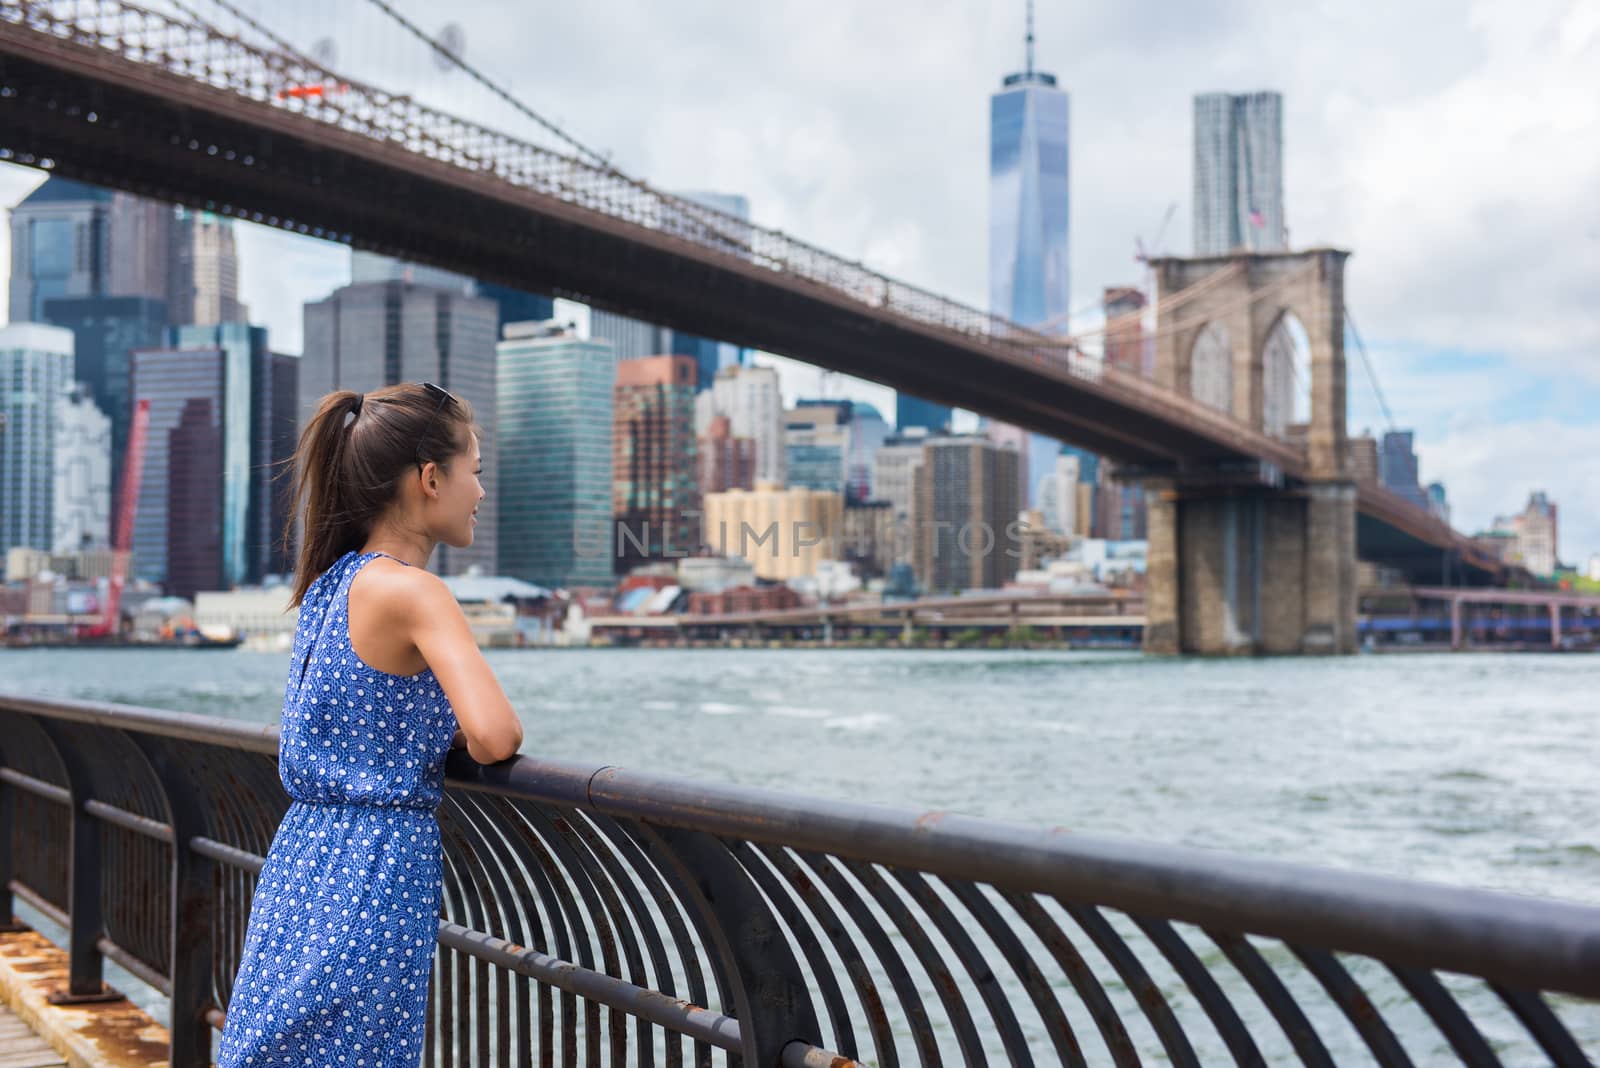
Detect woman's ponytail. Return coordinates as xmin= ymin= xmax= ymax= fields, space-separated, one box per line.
xmin=284 ymin=391 xmax=367 ymax=607
xmin=279 ymin=384 xmax=479 ymax=608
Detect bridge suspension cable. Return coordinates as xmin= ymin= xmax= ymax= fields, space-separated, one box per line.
xmin=1344 ymin=305 xmax=1396 ymax=431
xmin=354 ymin=0 xmax=760 ymax=256
xmin=357 ymin=0 xmax=610 ymax=172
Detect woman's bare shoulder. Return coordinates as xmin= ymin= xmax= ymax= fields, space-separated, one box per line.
xmin=352 ymin=557 xmax=454 ymax=616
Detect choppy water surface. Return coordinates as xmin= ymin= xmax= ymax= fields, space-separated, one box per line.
xmin=3 ymin=648 xmax=1595 ymax=1060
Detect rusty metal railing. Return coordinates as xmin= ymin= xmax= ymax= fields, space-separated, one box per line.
xmin=2 ymin=692 xmax=1597 ymax=1065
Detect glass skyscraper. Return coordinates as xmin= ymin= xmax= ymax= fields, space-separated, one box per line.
xmin=0 ymin=324 xmax=75 ymax=559
xmin=171 ymin=323 xmax=267 ymax=589
xmin=990 ymin=64 xmax=1070 ymax=328
xmin=1193 ymin=91 xmax=1286 ymax=255
xmin=894 ymin=395 xmax=951 ymax=436
xmin=496 ymin=323 xmax=616 ymax=589
xmin=989 ymin=36 xmax=1071 ymax=508
xmin=130 ymin=344 xmax=226 ymax=593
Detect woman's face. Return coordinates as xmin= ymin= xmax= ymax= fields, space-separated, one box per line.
xmin=429 ymin=431 xmax=485 ymax=548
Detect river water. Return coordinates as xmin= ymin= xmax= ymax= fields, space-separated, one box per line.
xmin=2 ymin=647 xmax=1595 ymax=1061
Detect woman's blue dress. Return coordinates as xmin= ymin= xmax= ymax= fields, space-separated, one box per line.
xmin=218 ymin=549 xmax=458 ymax=1067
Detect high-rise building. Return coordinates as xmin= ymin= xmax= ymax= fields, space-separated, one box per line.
xmin=41 ymin=295 xmax=169 ymax=520
xmin=1097 ymin=480 xmax=1147 ymax=541
xmin=698 ymin=414 xmax=756 ymax=495
xmin=302 ymin=279 xmax=499 ymax=576
xmin=1193 ymin=91 xmax=1286 ymax=256
xmin=7 ymin=179 xmax=172 ymax=323
xmin=1103 ymin=285 xmax=1148 ymax=375
xmin=845 ymin=402 xmax=890 ymax=502
xmin=171 ymin=323 xmax=292 ymax=587
xmin=1426 ymin=482 xmax=1450 ymax=526
xmin=873 ymin=429 xmax=929 ymax=553
xmin=894 ymin=394 xmax=952 ymax=435
xmin=590 ymin=310 xmax=671 ymax=362
xmin=913 ymin=434 xmax=1021 ymax=593
xmin=984 ymin=420 xmax=1032 ymax=509
xmin=842 ymin=499 xmax=895 ymax=579
xmin=990 ymin=22 xmax=1071 ymax=510
xmin=164 ymin=391 xmax=226 ymax=600
xmin=1491 ymin=492 xmax=1558 ymax=577
xmin=1378 ymin=430 xmax=1428 ymax=509
xmin=708 ymin=365 xmax=785 ymax=485
xmin=495 ymin=321 xmax=615 ymax=589
xmin=169 ymin=210 xmax=245 ymax=325
xmin=990 ymin=27 xmax=1070 ymax=328
xmin=9 ymin=178 xmax=254 ymax=331
xmin=0 ymin=324 xmax=75 ymax=559
xmin=1036 ymin=451 xmax=1081 ymax=536
xmin=53 ymin=383 xmax=112 ymax=554
xmin=130 ymin=344 xmax=226 ymax=593
xmin=613 ymin=355 xmax=699 ymax=566
xmin=784 ymin=402 xmax=851 ymax=495
xmin=701 ymin=481 xmax=843 ymax=582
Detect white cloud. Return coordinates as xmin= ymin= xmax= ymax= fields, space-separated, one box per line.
xmin=1418 ymin=419 xmax=1600 ymax=564
xmin=1330 ymin=0 xmax=1600 ymax=377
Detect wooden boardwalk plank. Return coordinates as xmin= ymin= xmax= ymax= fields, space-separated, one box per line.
xmin=0 ymin=1002 xmax=66 ymax=1067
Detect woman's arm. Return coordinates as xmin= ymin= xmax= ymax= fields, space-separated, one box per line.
xmin=402 ymin=573 xmax=524 ymax=763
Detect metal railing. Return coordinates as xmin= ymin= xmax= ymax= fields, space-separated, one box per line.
xmin=1 ymin=693 xmax=1597 ymax=1065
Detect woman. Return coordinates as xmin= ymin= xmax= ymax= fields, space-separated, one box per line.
xmin=217 ymin=382 xmax=524 ymax=1067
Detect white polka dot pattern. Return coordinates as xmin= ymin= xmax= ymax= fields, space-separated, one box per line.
xmin=218 ymin=550 xmax=459 ymax=1066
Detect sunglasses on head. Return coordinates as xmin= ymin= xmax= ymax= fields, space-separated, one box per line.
xmin=415 ymin=381 xmax=455 ymax=473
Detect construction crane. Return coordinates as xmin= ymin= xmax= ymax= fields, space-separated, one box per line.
xmin=1134 ymin=202 xmax=1178 ymax=266
xmin=78 ymin=398 xmax=149 ymax=641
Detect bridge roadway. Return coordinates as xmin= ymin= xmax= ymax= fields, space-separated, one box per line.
xmin=0 ymin=1 xmax=1502 ymax=581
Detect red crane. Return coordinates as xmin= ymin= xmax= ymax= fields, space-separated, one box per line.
xmin=79 ymin=398 xmax=150 ymax=640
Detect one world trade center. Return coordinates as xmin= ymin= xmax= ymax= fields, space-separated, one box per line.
xmin=988 ymin=6 xmax=1071 ymax=508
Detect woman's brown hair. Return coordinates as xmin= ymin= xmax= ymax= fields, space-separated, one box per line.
xmin=279 ymin=383 xmax=478 ymax=607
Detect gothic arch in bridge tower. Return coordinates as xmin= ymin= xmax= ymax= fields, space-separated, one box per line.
xmin=1188 ymin=322 xmax=1234 ymax=415
xmin=1260 ymin=309 xmax=1312 ymax=438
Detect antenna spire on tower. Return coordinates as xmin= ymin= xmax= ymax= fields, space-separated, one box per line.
xmin=1025 ymin=0 xmax=1035 ymax=75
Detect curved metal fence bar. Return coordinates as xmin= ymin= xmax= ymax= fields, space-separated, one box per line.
xmin=1 ymin=692 xmax=1597 ymax=1067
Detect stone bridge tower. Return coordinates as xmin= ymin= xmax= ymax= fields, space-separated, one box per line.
xmin=1142 ymin=249 xmax=1357 ymax=655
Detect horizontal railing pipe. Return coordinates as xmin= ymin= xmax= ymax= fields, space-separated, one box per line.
xmin=0 ymin=692 xmax=1595 ymax=1065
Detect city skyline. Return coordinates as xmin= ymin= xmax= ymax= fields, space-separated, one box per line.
xmin=0 ymin=0 xmax=1593 ymax=560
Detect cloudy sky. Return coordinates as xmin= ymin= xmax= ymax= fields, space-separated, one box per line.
xmin=2 ymin=0 xmax=1596 ymax=560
